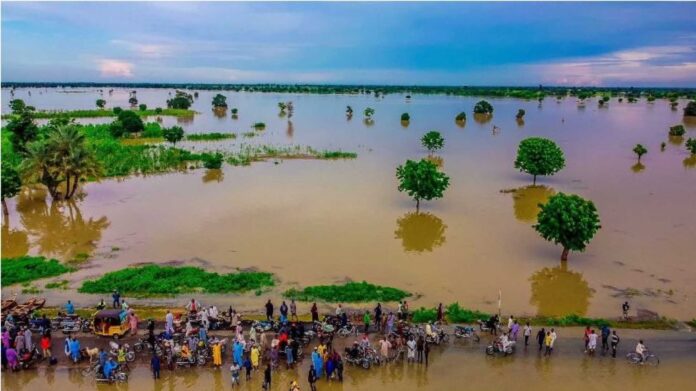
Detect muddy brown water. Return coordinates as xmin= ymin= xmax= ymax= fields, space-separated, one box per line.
xmin=2 ymin=88 xmax=696 ymax=321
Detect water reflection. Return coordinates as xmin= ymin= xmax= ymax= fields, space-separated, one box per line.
xmin=363 ymin=118 xmax=375 ymax=127
xmin=1 ymin=219 xmax=29 ymax=258
xmin=516 ymin=118 xmax=525 ymax=127
xmin=473 ymin=113 xmax=492 ymax=124
xmin=16 ymin=189 xmax=110 ymax=261
xmin=287 ymin=120 xmax=294 ymax=139
xmin=668 ymin=135 xmax=683 ymax=146
xmin=631 ymin=162 xmax=646 ymax=173
xmin=401 ymin=120 xmax=410 ymax=128
xmin=455 ymin=119 xmax=466 ymax=128
xmin=394 ymin=212 xmax=447 ymax=253
xmin=202 ymin=169 xmax=224 ymax=183
xmin=177 ymin=115 xmax=194 ymax=125
xmin=425 ymin=155 xmax=444 ymax=169
xmin=212 ymin=108 xmax=227 ymax=119
xmin=529 ymin=261 xmax=593 ymax=317
xmin=684 ymin=155 xmax=696 ymax=169
xmin=511 ymin=185 xmax=555 ymax=223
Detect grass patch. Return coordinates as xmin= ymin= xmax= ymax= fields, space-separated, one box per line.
xmin=2 ymin=108 xmax=195 ymax=120
xmin=284 ymin=281 xmax=411 ymax=303
xmin=446 ymin=303 xmax=490 ymax=323
xmin=241 ymin=132 xmax=257 ymax=138
xmin=1 ymin=256 xmax=73 ymax=286
xmin=319 ymin=150 xmax=358 ymax=159
xmin=412 ymin=307 xmax=438 ymax=323
xmin=186 ymin=132 xmax=237 ymax=141
xmin=252 ymin=122 xmax=266 ymax=130
xmin=45 ymin=280 xmax=70 ymax=290
xmin=78 ymin=264 xmax=275 ymax=297
xmin=21 ymin=285 xmax=43 ymax=294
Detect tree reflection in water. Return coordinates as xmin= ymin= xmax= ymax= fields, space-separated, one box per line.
xmin=394 ymin=212 xmax=446 ymax=253
xmin=14 ymin=188 xmax=110 ymax=261
xmin=529 ymin=261 xmax=593 ymax=317
xmin=202 ymin=169 xmax=224 ymax=183
xmin=511 ymin=185 xmax=555 ymax=223
xmin=1 ymin=219 xmax=29 ymax=258
xmin=631 ymin=162 xmax=645 ymax=173
xmin=287 ymin=120 xmax=294 ymax=139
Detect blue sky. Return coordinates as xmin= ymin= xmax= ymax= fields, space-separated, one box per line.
xmin=2 ymin=2 xmax=696 ymax=86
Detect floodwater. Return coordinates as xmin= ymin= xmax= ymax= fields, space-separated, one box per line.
xmin=2 ymin=88 xmax=696 ymax=319
xmin=3 ymin=329 xmax=696 ymax=391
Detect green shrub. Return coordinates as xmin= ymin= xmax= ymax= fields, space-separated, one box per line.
xmin=138 ymin=104 xmax=147 ymax=111
xmin=202 ymin=152 xmax=224 ymax=169
xmin=113 ymin=107 xmax=123 ymax=115
xmin=446 ymin=303 xmax=490 ymax=323
xmin=455 ymin=112 xmax=466 ymax=122
xmin=284 ymin=281 xmax=410 ymax=303
xmin=1 ymin=256 xmax=72 ymax=285
xmin=79 ymin=265 xmax=274 ymax=296
xmin=186 ymin=132 xmax=236 ymax=141
xmin=412 ymin=307 xmax=438 ymax=323
xmin=401 ymin=113 xmax=410 ymax=122
xmin=669 ymin=124 xmax=685 ymax=137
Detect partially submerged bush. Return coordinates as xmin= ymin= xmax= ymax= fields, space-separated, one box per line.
xmin=669 ymin=124 xmax=685 ymax=137
xmin=284 ymin=281 xmax=410 ymax=303
xmin=1 ymin=256 xmax=72 ymax=285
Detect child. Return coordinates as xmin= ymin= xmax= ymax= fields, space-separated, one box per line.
xmin=230 ymin=362 xmax=240 ymax=386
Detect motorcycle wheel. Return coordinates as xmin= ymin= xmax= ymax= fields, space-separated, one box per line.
xmin=361 ymin=359 xmax=370 ymax=369
xmin=485 ymin=346 xmax=495 ymax=355
xmin=134 ymin=344 xmax=143 ymax=353
xmin=126 ymin=352 xmax=136 ymax=362
xmin=473 ymin=334 xmax=481 ymax=343
xmin=116 ymin=373 xmax=128 ymax=382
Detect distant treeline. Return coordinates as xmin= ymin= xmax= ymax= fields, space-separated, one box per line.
xmin=3 ymin=82 xmax=695 ymax=99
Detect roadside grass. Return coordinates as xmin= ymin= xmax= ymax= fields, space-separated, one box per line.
xmin=284 ymin=281 xmax=411 ymax=303
xmin=1 ymin=256 xmax=73 ymax=285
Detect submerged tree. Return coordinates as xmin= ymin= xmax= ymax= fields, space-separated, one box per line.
xmin=396 ymin=159 xmax=450 ymax=211
xmin=514 ymin=137 xmax=566 ymax=184
xmin=128 ymin=97 xmax=138 ymax=107
xmin=684 ymin=100 xmax=696 ymax=117
xmin=21 ymin=125 xmax=102 ymax=200
xmin=533 ymin=192 xmax=601 ymax=261
xmin=167 ymin=90 xmax=194 ymax=109
xmin=669 ymin=125 xmax=685 ymax=137
xmin=96 ymin=99 xmax=106 ymax=109
xmin=473 ymin=100 xmax=494 ymax=115
xmin=163 ymin=126 xmax=185 ymax=145
xmin=633 ymin=144 xmax=647 ymax=162
xmin=364 ymin=107 xmax=375 ymax=119
xmin=421 ymin=131 xmax=444 ymax=153
xmin=401 ymin=113 xmax=410 ymax=122
xmin=346 ymin=106 xmax=354 ymax=119
xmin=686 ymin=138 xmax=696 ymax=155
xmin=212 ymin=94 xmax=228 ymax=109
xmin=516 ymin=109 xmax=526 ymax=119
xmin=1 ymin=162 xmax=22 ymax=217
xmin=5 ymin=100 xmax=39 ymax=156
xmin=455 ymin=112 xmax=466 ymax=122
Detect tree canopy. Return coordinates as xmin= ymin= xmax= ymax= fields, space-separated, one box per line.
xmin=5 ymin=101 xmax=39 ymax=156
xmin=533 ymin=192 xmax=601 ymax=261
xmin=401 ymin=113 xmax=410 ymax=122
xmin=396 ymin=159 xmax=450 ymax=211
xmin=514 ymin=137 xmax=566 ymax=184
xmin=686 ymin=138 xmax=696 ymax=155
xmin=473 ymin=100 xmax=494 ymax=115
xmin=421 ymin=131 xmax=444 ymax=153
xmin=167 ymin=90 xmax=194 ymax=109
xmin=212 ymin=94 xmax=228 ymax=109
xmin=633 ymin=144 xmax=647 ymax=162
xmin=95 ymin=99 xmax=106 ymax=109
xmin=163 ymin=126 xmax=185 ymax=145
xmin=1 ymin=161 xmax=22 ymax=216
xmin=455 ymin=112 xmax=466 ymax=122
xmin=110 ymin=110 xmax=144 ymax=137
xmin=684 ymin=100 xmax=696 ymax=116
xmin=364 ymin=107 xmax=375 ymax=119
xmin=516 ymin=109 xmax=526 ymax=119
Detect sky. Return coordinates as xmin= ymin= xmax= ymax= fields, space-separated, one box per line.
xmin=2 ymin=1 xmax=696 ymax=87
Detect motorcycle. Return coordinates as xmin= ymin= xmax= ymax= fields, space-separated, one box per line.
xmin=19 ymin=347 xmax=44 ymax=369
xmin=453 ymin=325 xmax=481 ymax=342
xmin=109 ymin=341 xmax=136 ymax=362
xmin=486 ymin=340 xmax=516 ymax=356
xmin=337 ymin=323 xmax=359 ymax=338
xmin=425 ymin=328 xmax=449 ymax=345
xmin=477 ymin=319 xmax=502 ymax=334
xmin=95 ymin=364 xmax=128 ymax=383
xmin=252 ymin=320 xmax=279 ymax=333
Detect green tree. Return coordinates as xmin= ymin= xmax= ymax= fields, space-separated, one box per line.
xmin=21 ymin=125 xmax=101 ymax=200
xmin=401 ymin=113 xmax=410 ymax=122
xmin=633 ymin=144 xmax=647 ymax=162
xmin=396 ymin=159 xmax=450 ymax=211
xmin=163 ymin=126 xmax=185 ymax=145
xmin=138 ymin=103 xmax=147 ymax=111
xmin=116 ymin=110 xmax=144 ymax=134
xmin=1 ymin=162 xmax=22 ymax=217
xmin=95 ymin=99 xmax=106 ymax=109
xmin=128 ymin=97 xmax=138 ymax=106
xmin=212 ymin=94 xmax=228 ymax=109
xmin=167 ymin=91 xmax=193 ymax=109
xmin=5 ymin=103 xmax=38 ymax=155
xmin=113 ymin=107 xmax=123 ymax=115
xmin=455 ymin=112 xmax=466 ymax=122
xmin=202 ymin=153 xmax=224 ymax=169
xmin=534 ymin=193 xmax=601 ymax=261
xmin=346 ymin=106 xmax=354 ymax=117
xmin=684 ymin=101 xmax=696 ymax=116
xmin=669 ymin=125 xmax=685 ymax=137
xmin=686 ymin=138 xmax=696 ymax=155
xmin=514 ymin=137 xmax=566 ymax=184
xmin=155 ymin=107 xmax=163 ymax=114
xmin=473 ymin=100 xmax=494 ymax=115
xmin=421 ymin=131 xmax=444 ymax=153
xmin=364 ymin=107 xmax=375 ymax=119
xmin=516 ymin=109 xmax=526 ymax=119
xmin=278 ymin=102 xmax=287 ymax=113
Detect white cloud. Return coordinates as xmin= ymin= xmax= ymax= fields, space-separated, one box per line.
xmin=97 ymin=59 xmax=134 ymax=78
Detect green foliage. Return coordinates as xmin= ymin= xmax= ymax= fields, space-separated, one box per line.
xmin=396 ymin=159 xmax=450 ymax=210
xmin=252 ymin=122 xmax=266 ymax=130
xmin=363 ymin=107 xmax=375 ymax=119
xmin=231 ymin=108 xmax=239 ymax=116
xmin=401 ymin=113 xmax=410 ymax=122
xmin=167 ymin=90 xmax=194 ymax=109
xmin=128 ymin=97 xmax=138 ymax=106
xmin=140 ymin=122 xmax=164 ymax=138
xmin=284 ymin=281 xmax=410 ymax=303
xmin=202 ymin=152 xmax=224 ymax=169
xmin=96 ymin=99 xmax=106 ymax=109
xmin=516 ymin=109 xmax=526 ymax=119
xmin=138 ymin=103 xmax=147 ymax=111
xmin=536 ymin=314 xmax=609 ymax=328
xmin=5 ymin=102 xmax=39 ymax=155
xmin=534 ymin=192 xmax=601 ymax=260
xmin=186 ymin=132 xmax=236 ymax=141
xmin=455 ymin=112 xmax=466 ymax=122
xmin=1 ymin=161 xmax=22 ymax=204
xmin=633 ymin=144 xmax=647 ymax=161
xmin=45 ymin=280 xmax=70 ymax=290
xmin=319 ymin=151 xmax=357 ymax=159
xmin=412 ymin=307 xmax=438 ymax=323
xmin=684 ymin=101 xmax=696 ymax=116
xmin=669 ymin=124 xmax=686 ymax=137
xmin=473 ymin=100 xmax=494 ymax=115
xmin=116 ymin=110 xmax=145 ymax=134
xmin=686 ymin=138 xmax=696 ymax=155
xmin=212 ymin=93 xmax=228 ymax=108
xmin=113 ymin=107 xmax=123 ymax=115
xmin=162 ymin=126 xmax=185 ymax=145
xmin=9 ymin=99 xmax=27 ymax=114
xmin=421 ymin=131 xmax=445 ymax=153
xmin=79 ymin=265 xmax=275 ymax=297
xmin=1 ymin=256 xmax=73 ymax=286
xmin=155 ymin=107 xmax=163 ymax=114
xmin=346 ymin=106 xmax=353 ymax=115
xmin=514 ymin=137 xmax=566 ymax=183
xmin=446 ymin=303 xmax=490 ymax=323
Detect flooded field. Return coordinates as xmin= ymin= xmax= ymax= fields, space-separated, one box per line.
xmin=2 ymin=88 xmax=696 ymax=319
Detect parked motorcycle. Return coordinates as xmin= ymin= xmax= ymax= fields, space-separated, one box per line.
xmin=453 ymin=325 xmax=481 ymax=342
xmin=486 ymin=340 xmax=515 ymax=356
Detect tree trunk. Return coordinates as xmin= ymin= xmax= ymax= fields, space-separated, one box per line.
xmin=416 ymin=198 xmax=420 ymax=212
xmin=533 ymin=175 xmax=537 ymax=185
xmin=2 ymin=198 xmax=8 ymax=218
xmin=65 ymin=176 xmax=72 ymax=200
xmin=561 ymin=247 xmax=570 ymax=261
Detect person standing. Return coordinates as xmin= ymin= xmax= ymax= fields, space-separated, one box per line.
xmin=436 ymin=303 xmax=444 ymax=323
xmin=583 ymin=326 xmax=591 ymax=352
xmin=230 ymin=362 xmax=240 ymax=386
xmin=251 ymin=345 xmax=260 ymax=370
xmin=588 ymin=330 xmax=598 ymax=354
xmin=549 ymin=328 xmax=557 ymax=353
xmin=310 ymin=303 xmax=319 ymax=323
xmin=601 ymin=325 xmax=610 ymax=353
xmin=23 ymin=328 xmax=33 ymax=350
xmin=150 ymin=354 xmax=161 ymax=379
xmin=407 ymin=336 xmax=416 ymax=362
xmin=610 ymin=330 xmax=620 ymax=358
xmin=280 ymin=301 xmax=289 ymax=323
xmin=336 ymin=354 xmax=344 ymax=382
xmin=243 ymin=356 xmax=252 ymax=380
xmin=112 ymin=290 xmax=121 ymax=309
xmin=308 ymin=364 xmax=317 ymax=391
xmin=523 ymin=322 xmax=532 ymax=346
xmin=510 ymin=320 xmax=520 ymax=341
xmin=290 ymin=299 xmax=298 ymax=321
xmin=129 ymin=311 xmax=139 ymax=336
xmin=536 ymin=328 xmax=546 ymax=352
xmin=285 ymin=344 xmax=294 ymax=369
xmin=622 ymin=302 xmax=630 ymax=319
xmin=424 ymin=341 xmax=430 ymax=367
xmin=416 ymin=336 xmax=424 ymax=363
xmin=263 ymin=364 xmax=272 ymax=390
xmin=363 ymin=311 xmax=371 ymax=334
xmin=374 ymin=303 xmax=383 ymax=332
xmin=265 ymin=300 xmax=274 ymax=321
xmin=65 ymin=301 xmax=75 ymax=315
xmin=544 ymin=331 xmax=552 ymax=356
xmin=213 ymin=342 xmax=222 ymax=367
xmin=40 ymin=332 xmax=51 ymax=358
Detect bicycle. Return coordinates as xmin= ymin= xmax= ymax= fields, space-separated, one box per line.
xmin=626 ymin=351 xmax=659 ymax=366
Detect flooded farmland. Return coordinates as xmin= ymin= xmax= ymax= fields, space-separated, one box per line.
xmin=2 ymin=87 xmax=696 ymax=319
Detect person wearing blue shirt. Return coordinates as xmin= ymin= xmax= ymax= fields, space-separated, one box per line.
xmin=99 ymin=349 xmax=108 ymax=367
xmin=65 ymin=300 xmax=75 ymax=315
xmin=103 ymin=358 xmax=117 ymax=379
xmin=69 ymin=337 xmax=81 ymax=363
